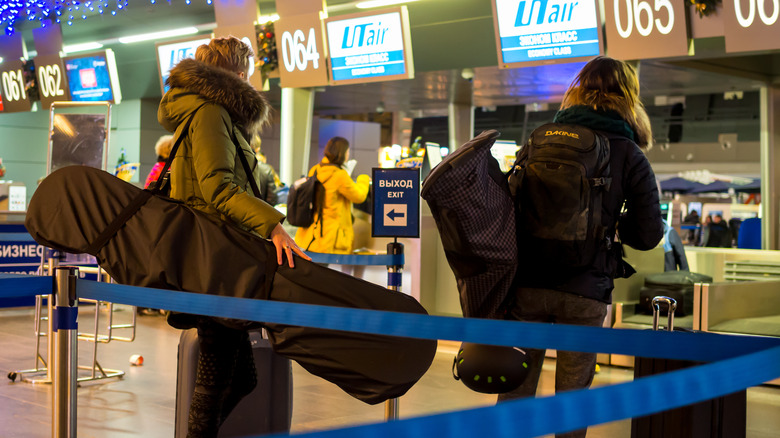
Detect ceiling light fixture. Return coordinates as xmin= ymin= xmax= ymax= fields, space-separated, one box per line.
xmin=257 ymin=13 xmax=280 ymax=23
xmin=355 ymin=0 xmax=419 ymax=9
xmin=118 ymin=27 xmax=199 ymax=44
xmin=63 ymin=42 xmax=104 ymax=54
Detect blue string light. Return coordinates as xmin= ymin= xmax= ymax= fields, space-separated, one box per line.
xmin=0 ymin=0 xmax=213 ymax=35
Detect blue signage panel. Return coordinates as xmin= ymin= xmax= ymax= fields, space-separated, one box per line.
xmin=0 ymin=224 xmax=44 ymax=275
xmin=372 ymin=168 xmax=420 ymax=238
xmin=492 ymin=0 xmax=602 ymax=67
xmin=325 ymin=6 xmax=414 ymax=85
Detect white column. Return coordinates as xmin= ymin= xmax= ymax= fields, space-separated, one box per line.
xmin=759 ymin=86 xmax=780 ymax=250
xmin=448 ymin=102 xmax=474 ymax=152
xmin=279 ymin=87 xmax=315 ymax=185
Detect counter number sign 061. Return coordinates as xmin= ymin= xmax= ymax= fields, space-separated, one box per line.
xmin=37 ymin=63 xmax=65 ymax=98
xmin=281 ymin=27 xmax=320 ymax=72
xmin=1 ymin=67 xmax=26 ymax=103
xmin=614 ymin=0 xmax=674 ymax=37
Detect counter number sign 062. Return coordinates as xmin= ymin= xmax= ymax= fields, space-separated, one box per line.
xmin=1 ymin=67 xmax=27 ymax=103
xmin=281 ymin=27 xmax=320 ymax=72
xmin=614 ymin=0 xmax=674 ymax=37
xmin=37 ymin=64 xmax=65 ymax=98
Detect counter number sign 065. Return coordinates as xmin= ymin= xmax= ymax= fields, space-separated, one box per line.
xmin=281 ymin=28 xmax=320 ymax=72
xmin=37 ymin=64 xmax=65 ymax=98
xmin=1 ymin=68 xmax=27 ymax=103
xmin=614 ymin=0 xmax=674 ymax=37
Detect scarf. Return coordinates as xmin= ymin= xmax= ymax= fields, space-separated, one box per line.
xmin=553 ymin=105 xmax=637 ymax=142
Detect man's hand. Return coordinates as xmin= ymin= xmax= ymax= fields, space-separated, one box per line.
xmin=270 ymin=223 xmax=311 ymax=267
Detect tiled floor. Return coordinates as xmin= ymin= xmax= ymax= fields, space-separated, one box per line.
xmin=1 ymin=305 xmax=779 ymax=438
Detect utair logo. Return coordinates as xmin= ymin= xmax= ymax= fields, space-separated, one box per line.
xmin=514 ymin=0 xmax=579 ymax=26
xmin=341 ymin=21 xmax=389 ymax=49
xmin=546 ymin=129 xmax=579 ymax=139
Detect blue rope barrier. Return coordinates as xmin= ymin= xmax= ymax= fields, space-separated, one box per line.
xmin=304 ymin=252 xmax=404 ymax=266
xmin=260 ymin=345 xmax=780 ymax=438
xmin=73 ymin=279 xmax=778 ymax=362
xmin=0 ymin=274 xmax=51 ymax=297
xmin=3 ymin=275 xmax=780 ymax=438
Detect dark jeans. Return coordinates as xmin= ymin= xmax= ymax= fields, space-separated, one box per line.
xmin=497 ymin=287 xmax=608 ymax=438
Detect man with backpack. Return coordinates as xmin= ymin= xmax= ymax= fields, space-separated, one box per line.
xmin=502 ymin=57 xmax=663 ymax=438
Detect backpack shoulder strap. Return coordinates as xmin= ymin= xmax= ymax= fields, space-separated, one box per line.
xmin=150 ymin=104 xmax=206 ymax=195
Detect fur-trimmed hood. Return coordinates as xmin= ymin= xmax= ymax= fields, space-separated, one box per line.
xmin=160 ymin=58 xmax=271 ymax=134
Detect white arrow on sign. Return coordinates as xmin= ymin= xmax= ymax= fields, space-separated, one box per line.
xmin=383 ymin=204 xmax=407 ymax=227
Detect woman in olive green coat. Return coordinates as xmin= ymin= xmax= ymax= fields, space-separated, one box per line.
xmin=295 ymin=137 xmax=370 ymax=254
xmin=158 ymin=36 xmax=308 ymax=438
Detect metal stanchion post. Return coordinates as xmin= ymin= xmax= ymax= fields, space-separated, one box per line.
xmin=384 ymin=240 xmax=404 ymax=421
xmin=52 ymin=267 xmax=78 ymax=438
xmin=46 ymin=250 xmax=60 ymax=383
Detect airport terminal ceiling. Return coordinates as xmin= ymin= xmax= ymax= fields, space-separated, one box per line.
xmin=6 ymin=0 xmax=780 ymax=116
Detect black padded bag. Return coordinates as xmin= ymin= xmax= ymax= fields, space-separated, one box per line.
xmin=421 ymin=130 xmax=517 ymax=319
xmin=25 ymin=166 xmax=437 ymax=405
xmin=638 ymin=271 xmax=713 ymax=317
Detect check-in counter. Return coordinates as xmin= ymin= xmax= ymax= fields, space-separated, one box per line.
xmin=699 ymin=280 xmax=780 ymax=337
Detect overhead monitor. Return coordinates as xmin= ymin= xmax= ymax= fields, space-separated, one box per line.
xmin=491 ymin=0 xmax=602 ymax=68
xmin=62 ymin=49 xmax=122 ymax=103
xmin=491 ymin=139 xmax=519 ymax=173
xmin=324 ymin=6 xmax=414 ymax=85
xmin=155 ymin=35 xmax=211 ymax=94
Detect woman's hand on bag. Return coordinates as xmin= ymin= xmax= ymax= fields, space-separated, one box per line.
xmin=270 ymin=223 xmax=310 ymax=267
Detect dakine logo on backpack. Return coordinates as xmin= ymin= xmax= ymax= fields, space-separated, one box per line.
xmin=508 ymin=123 xmax=612 ymax=268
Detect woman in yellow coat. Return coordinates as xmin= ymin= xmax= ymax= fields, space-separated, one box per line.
xmin=295 ymin=137 xmax=370 ymax=254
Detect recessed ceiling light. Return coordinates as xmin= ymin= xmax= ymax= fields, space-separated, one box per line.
xmin=63 ymin=42 xmax=104 ymax=54
xmin=118 ymin=27 xmax=199 ymax=44
xmin=355 ymin=0 xmax=419 ymax=9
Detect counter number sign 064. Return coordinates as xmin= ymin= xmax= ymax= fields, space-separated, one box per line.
xmin=37 ymin=64 xmax=66 ymax=98
xmin=281 ymin=27 xmax=320 ymax=72
xmin=1 ymin=67 xmax=27 ymax=103
xmin=614 ymin=0 xmax=674 ymax=37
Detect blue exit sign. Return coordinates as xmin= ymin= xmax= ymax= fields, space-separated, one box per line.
xmin=372 ymin=168 xmax=420 ymax=238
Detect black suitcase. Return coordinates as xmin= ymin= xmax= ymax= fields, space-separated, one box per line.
xmin=639 ymin=271 xmax=713 ymax=317
xmin=175 ymin=329 xmax=292 ymax=438
xmin=631 ymin=297 xmax=746 ymax=438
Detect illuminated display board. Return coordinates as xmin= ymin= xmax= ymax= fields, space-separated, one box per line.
xmin=0 ymin=59 xmax=33 ymax=113
xmin=63 ymin=49 xmax=122 ymax=104
xmin=324 ymin=6 xmax=414 ymax=85
xmin=156 ymin=35 xmax=211 ymax=94
xmin=491 ymin=0 xmax=602 ymax=68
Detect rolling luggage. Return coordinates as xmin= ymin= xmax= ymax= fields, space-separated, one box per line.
xmin=631 ymin=297 xmax=746 ymax=438
xmin=175 ymin=329 xmax=292 ymax=438
xmin=639 ymin=271 xmax=712 ymax=317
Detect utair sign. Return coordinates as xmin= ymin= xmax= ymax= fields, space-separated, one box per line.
xmin=324 ymin=6 xmax=415 ymax=85
xmin=372 ymin=168 xmax=420 ymax=238
xmin=491 ymin=0 xmax=602 ymax=67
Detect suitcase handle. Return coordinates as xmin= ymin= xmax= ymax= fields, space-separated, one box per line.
xmin=652 ymin=296 xmax=677 ymax=331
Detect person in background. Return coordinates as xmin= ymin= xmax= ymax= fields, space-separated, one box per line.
xmin=250 ymin=134 xmax=279 ymax=206
xmin=699 ymin=214 xmax=712 ymax=247
xmin=294 ymin=136 xmax=370 ymax=255
xmin=499 ymin=56 xmax=663 ymax=438
xmin=706 ymin=214 xmax=732 ymax=247
xmin=682 ymin=208 xmax=700 ymax=245
xmin=144 ymin=134 xmax=174 ymax=189
xmin=662 ymin=219 xmax=689 ymax=271
xmin=158 ymin=35 xmax=309 ymax=438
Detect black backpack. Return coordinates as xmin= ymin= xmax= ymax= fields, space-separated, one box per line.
xmin=507 ymin=123 xmax=612 ymax=268
xmin=286 ymin=164 xmax=335 ymax=228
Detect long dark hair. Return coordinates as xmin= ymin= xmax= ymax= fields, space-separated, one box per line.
xmin=323 ymin=136 xmax=350 ymax=166
xmin=560 ymin=56 xmax=652 ymax=150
